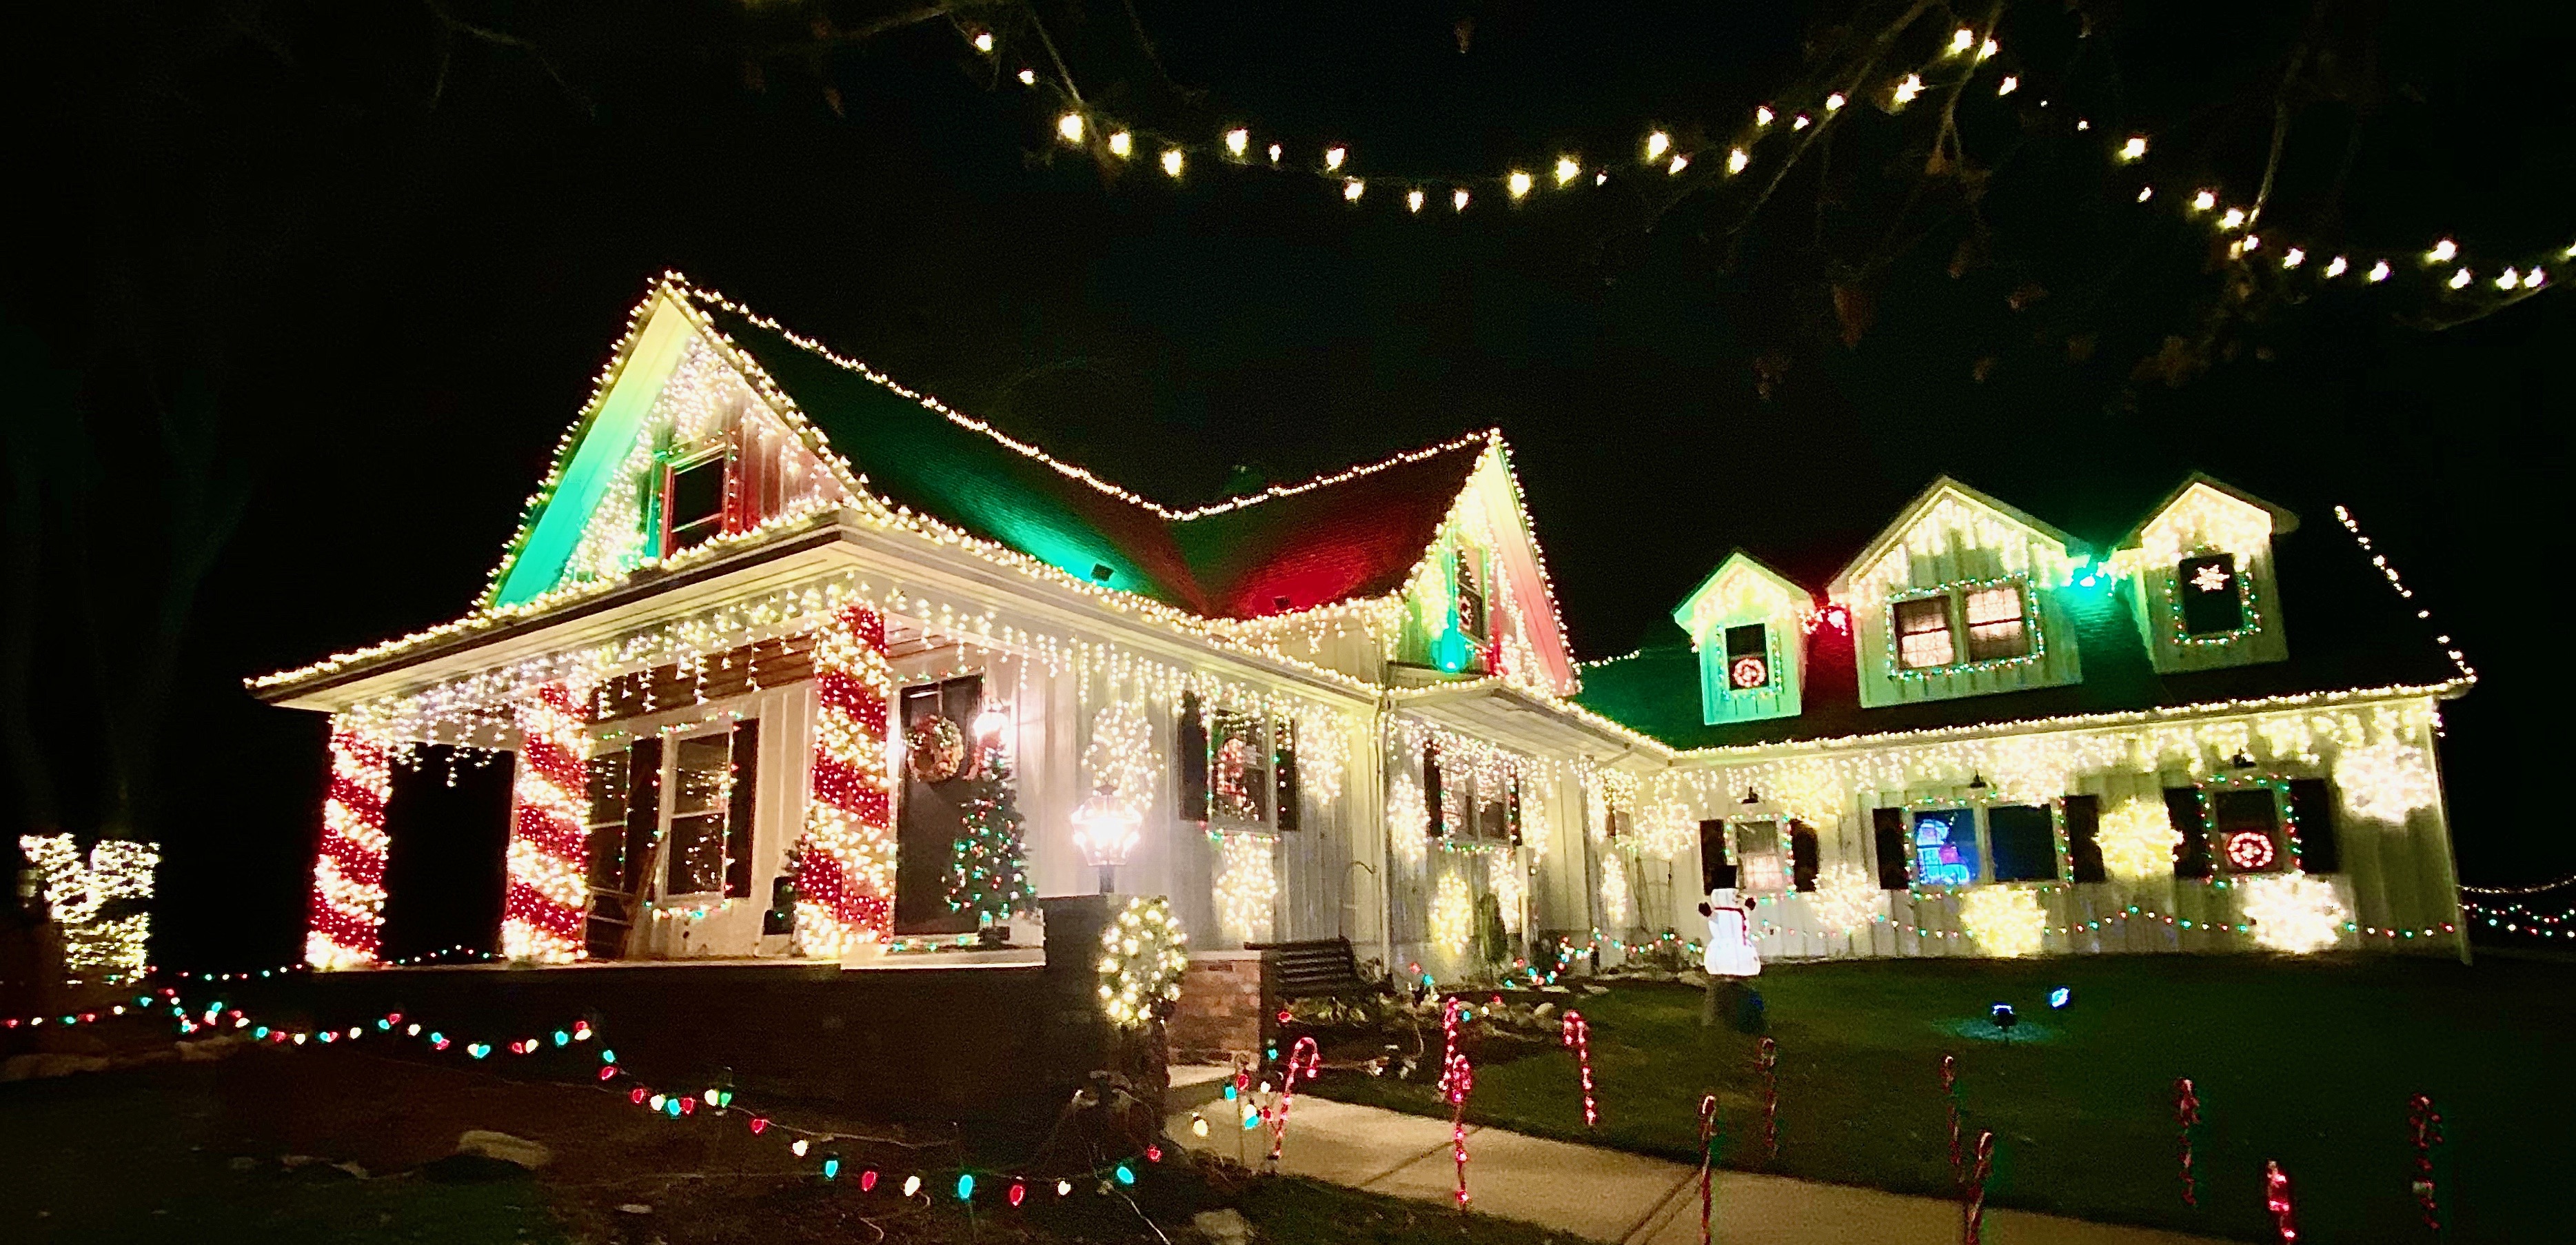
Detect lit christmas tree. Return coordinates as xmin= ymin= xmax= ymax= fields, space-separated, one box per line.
xmin=947 ymin=749 xmax=1034 ymax=926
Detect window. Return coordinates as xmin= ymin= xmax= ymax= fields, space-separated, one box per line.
xmin=1788 ymin=822 xmax=1820 ymax=893
xmin=2062 ymin=794 xmax=2107 ymax=884
xmin=664 ymin=453 xmax=728 ymax=554
xmin=1723 ymin=623 xmax=1772 ymax=689
xmin=1963 ymin=585 xmax=2031 ymax=661
xmin=1456 ymin=555 xmax=1487 ymax=642
xmin=1986 ymin=804 xmax=2059 ymax=882
xmin=1734 ymin=820 xmax=1787 ymax=892
xmin=2211 ymin=788 xmax=2286 ymax=873
xmin=1206 ymin=709 xmax=1299 ymax=832
xmin=1895 ymin=597 xmax=1954 ymax=669
xmin=1697 ymin=819 xmax=1730 ymax=893
xmin=2178 ymin=554 xmax=2247 ymax=636
xmin=1911 ymin=808 xmax=1978 ymax=887
xmin=2286 ymin=778 xmax=2340 ymax=873
xmin=663 ymin=733 xmax=733 ymax=895
xmin=583 ymin=751 xmax=631 ymax=893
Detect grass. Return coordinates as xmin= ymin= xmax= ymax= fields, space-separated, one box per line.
xmin=1312 ymin=953 xmax=2576 ymax=1244
xmin=0 ymin=1039 xmax=1581 ymax=1245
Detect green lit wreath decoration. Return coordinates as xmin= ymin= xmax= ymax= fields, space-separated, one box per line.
xmin=1098 ymin=896 xmax=1188 ymax=1030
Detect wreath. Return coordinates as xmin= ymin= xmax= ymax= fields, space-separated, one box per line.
xmin=904 ymin=715 xmax=968 ymax=785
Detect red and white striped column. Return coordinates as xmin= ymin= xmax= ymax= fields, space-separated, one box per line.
xmin=794 ymin=601 xmax=897 ymax=955
xmin=304 ymin=722 xmax=392 ymax=970
xmin=503 ymin=681 xmax=592 ymax=963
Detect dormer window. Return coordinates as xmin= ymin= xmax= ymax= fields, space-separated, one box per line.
xmin=1893 ymin=580 xmax=2034 ymax=671
xmin=1456 ymin=556 xmax=1487 ymax=642
xmin=663 ymin=452 xmax=729 ymax=554
xmin=1723 ymin=623 xmax=1771 ymax=689
xmin=2177 ymin=554 xmax=2248 ymax=636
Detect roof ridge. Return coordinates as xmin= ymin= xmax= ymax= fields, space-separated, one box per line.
xmin=677 ymin=276 xmax=1494 ymax=525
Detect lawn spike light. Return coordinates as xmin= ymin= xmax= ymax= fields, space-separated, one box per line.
xmin=2408 ymin=1093 xmax=2444 ymax=1232
xmin=1940 ymin=1054 xmax=1965 ymax=1188
xmin=1963 ymin=1131 xmax=1996 ymax=1245
xmin=1264 ymin=1035 xmax=1321 ymax=1166
xmin=2047 ymin=986 xmax=2072 ymax=1011
xmin=2264 ymin=1160 xmax=2297 ymax=1243
xmin=1561 ymin=1010 xmax=1598 ymax=1127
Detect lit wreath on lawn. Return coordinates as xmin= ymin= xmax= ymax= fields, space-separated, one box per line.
xmin=1099 ymin=896 xmax=1188 ymax=1030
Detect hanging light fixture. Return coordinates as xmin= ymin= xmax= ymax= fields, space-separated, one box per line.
xmin=1741 ymin=788 xmax=1761 ymax=805
xmin=1968 ymin=773 xmax=1989 ymax=790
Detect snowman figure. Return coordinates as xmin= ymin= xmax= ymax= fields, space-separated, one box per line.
xmin=1697 ymin=862 xmax=1762 ymax=1029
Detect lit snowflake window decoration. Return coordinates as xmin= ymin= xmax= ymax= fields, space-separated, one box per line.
xmin=2096 ymin=798 xmax=2183 ymax=880
xmin=1958 ymin=887 xmax=2049 ymax=958
xmin=2239 ymin=873 xmax=2350 ymax=953
xmin=1430 ymin=871 xmax=1477 ymax=953
xmin=1097 ymin=896 xmax=1188 ymax=1029
xmin=2189 ymin=561 xmax=2233 ymax=594
xmin=1213 ymin=832 xmax=1278 ymax=943
xmin=1803 ymin=862 xmax=1884 ymax=937
xmin=1388 ymin=773 xmax=1430 ymax=867
xmin=2334 ymin=738 xmax=2440 ymax=824
xmin=1633 ymin=797 xmax=1696 ymax=859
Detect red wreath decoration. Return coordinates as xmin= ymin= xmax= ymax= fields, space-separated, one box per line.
xmin=904 ymin=716 xmax=968 ymax=785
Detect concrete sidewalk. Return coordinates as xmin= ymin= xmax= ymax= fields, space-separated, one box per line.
xmin=1166 ymin=1069 xmax=2219 ymax=1245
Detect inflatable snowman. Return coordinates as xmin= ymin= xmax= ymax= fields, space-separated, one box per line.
xmin=1697 ymin=863 xmax=1763 ymax=1030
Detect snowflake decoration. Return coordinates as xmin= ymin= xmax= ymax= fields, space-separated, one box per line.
xmin=1958 ymin=887 xmax=2049 ymax=958
xmin=1213 ymin=832 xmax=1278 ymax=944
xmin=2189 ymin=561 xmax=2233 ymax=594
xmin=2096 ymin=798 xmax=2183 ymax=880
xmin=1082 ymin=700 xmax=1160 ymax=809
xmin=1804 ymin=862 xmax=1883 ymax=937
xmin=2335 ymin=738 xmax=2440 ymax=824
xmin=1430 ymin=871 xmax=1477 ymax=953
xmin=2239 ymin=873 xmax=2349 ymax=953
xmin=1388 ymin=773 xmax=1429 ymax=867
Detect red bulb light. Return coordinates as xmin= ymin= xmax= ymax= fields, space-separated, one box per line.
xmin=1146 ymin=1145 xmax=1162 ymax=1163
xmin=598 ymin=1066 xmax=618 ymax=1081
xmin=749 ymin=1117 xmax=768 ymax=1135
xmin=629 ymin=1087 xmax=648 ymax=1104
xmin=859 ymin=1168 xmax=880 ymax=1192
xmin=1008 ymin=1181 xmax=1026 ymax=1206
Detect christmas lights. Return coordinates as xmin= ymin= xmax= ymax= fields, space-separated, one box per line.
xmin=503 ymin=682 xmax=591 ymax=963
xmin=1387 ymin=773 xmax=1429 ymax=867
xmin=1599 ymin=853 xmax=1632 ymax=930
xmin=2176 ymin=1077 xmax=2200 ymax=1206
xmin=305 ymin=723 xmax=393 ymax=970
xmin=1429 ymin=872 xmax=1475 ymax=953
xmin=793 ymin=603 xmax=897 ymax=955
xmin=1957 ymin=887 xmax=2047 ymax=957
xmin=2096 ymin=798 xmax=2182 ymax=880
xmin=2333 ymin=737 xmax=2440 ymax=823
xmin=1560 ymin=1010 xmax=1597 ymax=1126
xmin=1213 ymin=831 xmax=1279 ymax=943
xmin=1492 ymin=849 xmax=1525 ymax=933
xmin=1804 ymin=862 xmax=1883 ymax=935
xmin=2238 ymin=873 xmax=2349 ymax=953
xmin=1437 ymin=998 xmax=1473 ymax=1209
xmin=18 ymin=836 xmax=157 ymax=980
xmin=1098 ymin=896 xmax=1187 ymax=1029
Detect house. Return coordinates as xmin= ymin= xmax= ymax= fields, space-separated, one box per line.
xmin=252 ymin=274 xmax=2472 ymax=981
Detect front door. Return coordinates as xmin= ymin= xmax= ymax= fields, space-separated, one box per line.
xmin=893 ymin=675 xmax=983 ymax=934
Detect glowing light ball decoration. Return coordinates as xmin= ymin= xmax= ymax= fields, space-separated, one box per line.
xmin=503 ymin=682 xmax=592 ymax=962
xmin=2096 ymin=798 xmax=2183 ymax=881
xmin=1958 ymin=887 xmax=2048 ymax=958
xmin=1634 ymin=798 xmax=1694 ymax=859
xmin=1387 ymin=773 xmax=1429 ymax=867
xmin=1491 ymin=849 xmax=1525 ymax=933
xmin=1099 ymin=896 xmax=1188 ymax=1029
xmin=793 ymin=603 xmax=897 ymax=956
xmin=305 ymin=722 xmax=393 ymax=970
xmin=2238 ymin=873 xmax=2350 ymax=953
xmin=1429 ymin=871 xmax=1475 ymax=953
xmin=2224 ymin=830 xmax=2278 ymax=872
xmin=1805 ymin=862 xmax=1885 ymax=936
xmin=2336 ymin=738 xmax=2441 ymax=824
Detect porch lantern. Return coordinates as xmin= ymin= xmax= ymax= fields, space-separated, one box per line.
xmin=1071 ymin=787 xmax=1142 ymax=893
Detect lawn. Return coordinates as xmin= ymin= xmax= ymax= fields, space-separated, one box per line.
xmin=0 ymin=1037 xmax=1581 ymax=1245
xmin=1312 ymin=953 xmax=2576 ymax=1244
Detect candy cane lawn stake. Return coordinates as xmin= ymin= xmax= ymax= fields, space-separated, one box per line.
xmin=1696 ymin=1093 xmax=1720 ymax=1245
xmin=1962 ymin=1130 xmax=1995 ymax=1245
xmin=2407 ymin=1093 xmax=2444 ymax=1233
xmin=1561 ymin=1010 xmax=1598 ymax=1127
xmin=1264 ymin=1036 xmax=1321 ymax=1166
xmin=2176 ymin=1077 xmax=2202 ymax=1207
xmin=1940 ymin=1054 xmax=1964 ymax=1187
xmin=2264 ymin=1160 xmax=2298 ymax=1243
xmin=1755 ymin=1037 xmax=1780 ymax=1160
xmin=1438 ymin=998 xmax=1473 ymax=1209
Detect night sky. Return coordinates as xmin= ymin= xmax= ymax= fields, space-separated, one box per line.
xmin=7 ymin=1 xmax=2570 ymax=971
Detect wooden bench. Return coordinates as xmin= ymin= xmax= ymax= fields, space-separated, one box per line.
xmin=1246 ymin=937 xmax=1379 ymax=1000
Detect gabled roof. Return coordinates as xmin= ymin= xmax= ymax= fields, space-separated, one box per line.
xmin=1670 ymin=551 xmax=1812 ymax=638
xmin=1828 ymin=475 xmax=2083 ymax=599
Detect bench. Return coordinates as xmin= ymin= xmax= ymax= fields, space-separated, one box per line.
xmin=1245 ymin=937 xmax=1379 ymax=1000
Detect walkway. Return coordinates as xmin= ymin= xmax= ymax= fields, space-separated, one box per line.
xmin=1166 ymin=1068 xmax=2220 ymax=1245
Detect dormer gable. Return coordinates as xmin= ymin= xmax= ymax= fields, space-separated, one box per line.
xmin=1828 ymin=477 xmax=2087 ymax=708
xmin=2114 ymin=475 xmax=2296 ymax=673
xmin=1670 ymin=552 xmax=1810 ymax=725
xmin=1389 ymin=442 xmax=1580 ymax=696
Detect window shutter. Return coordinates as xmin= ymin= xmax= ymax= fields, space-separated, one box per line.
xmin=2288 ymin=778 xmax=2341 ymax=873
xmin=1274 ymin=717 xmax=1301 ymax=832
xmin=724 ymin=720 xmax=760 ymax=898
xmin=1508 ymin=780 xmax=1523 ymax=849
xmin=621 ymin=736 xmax=663 ymax=894
xmin=1696 ymin=819 xmax=1727 ymax=894
xmin=2164 ymin=787 xmax=2213 ymax=878
xmin=1872 ymin=808 xmax=1909 ymax=890
xmin=1789 ymin=821 xmax=1820 ymax=892
xmin=1177 ymin=694 xmax=1209 ymax=821
xmin=2063 ymin=794 xmax=2107 ymax=884
xmin=1423 ymin=745 xmax=1443 ymax=838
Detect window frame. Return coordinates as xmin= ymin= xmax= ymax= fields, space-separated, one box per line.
xmin=1202 ymin=708 xmax=1301 ymax=835
xmin=657 ymin=725 xmax=742 ymax=900
xmin=2170 ymin=548 xmax=2260 ymax=645
xmin=1905 ymin=801 xmax=2065 ymax=888
xmin=1721 ymin=622 xmax=1774 ymax=692
xmin=1885 ymin=576 xmax=2044 ymax=677
xmin=660 ymin=447 xmax=733 ymax=557
xmin=2196 ymin=777 xmax=2301 ymax=875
